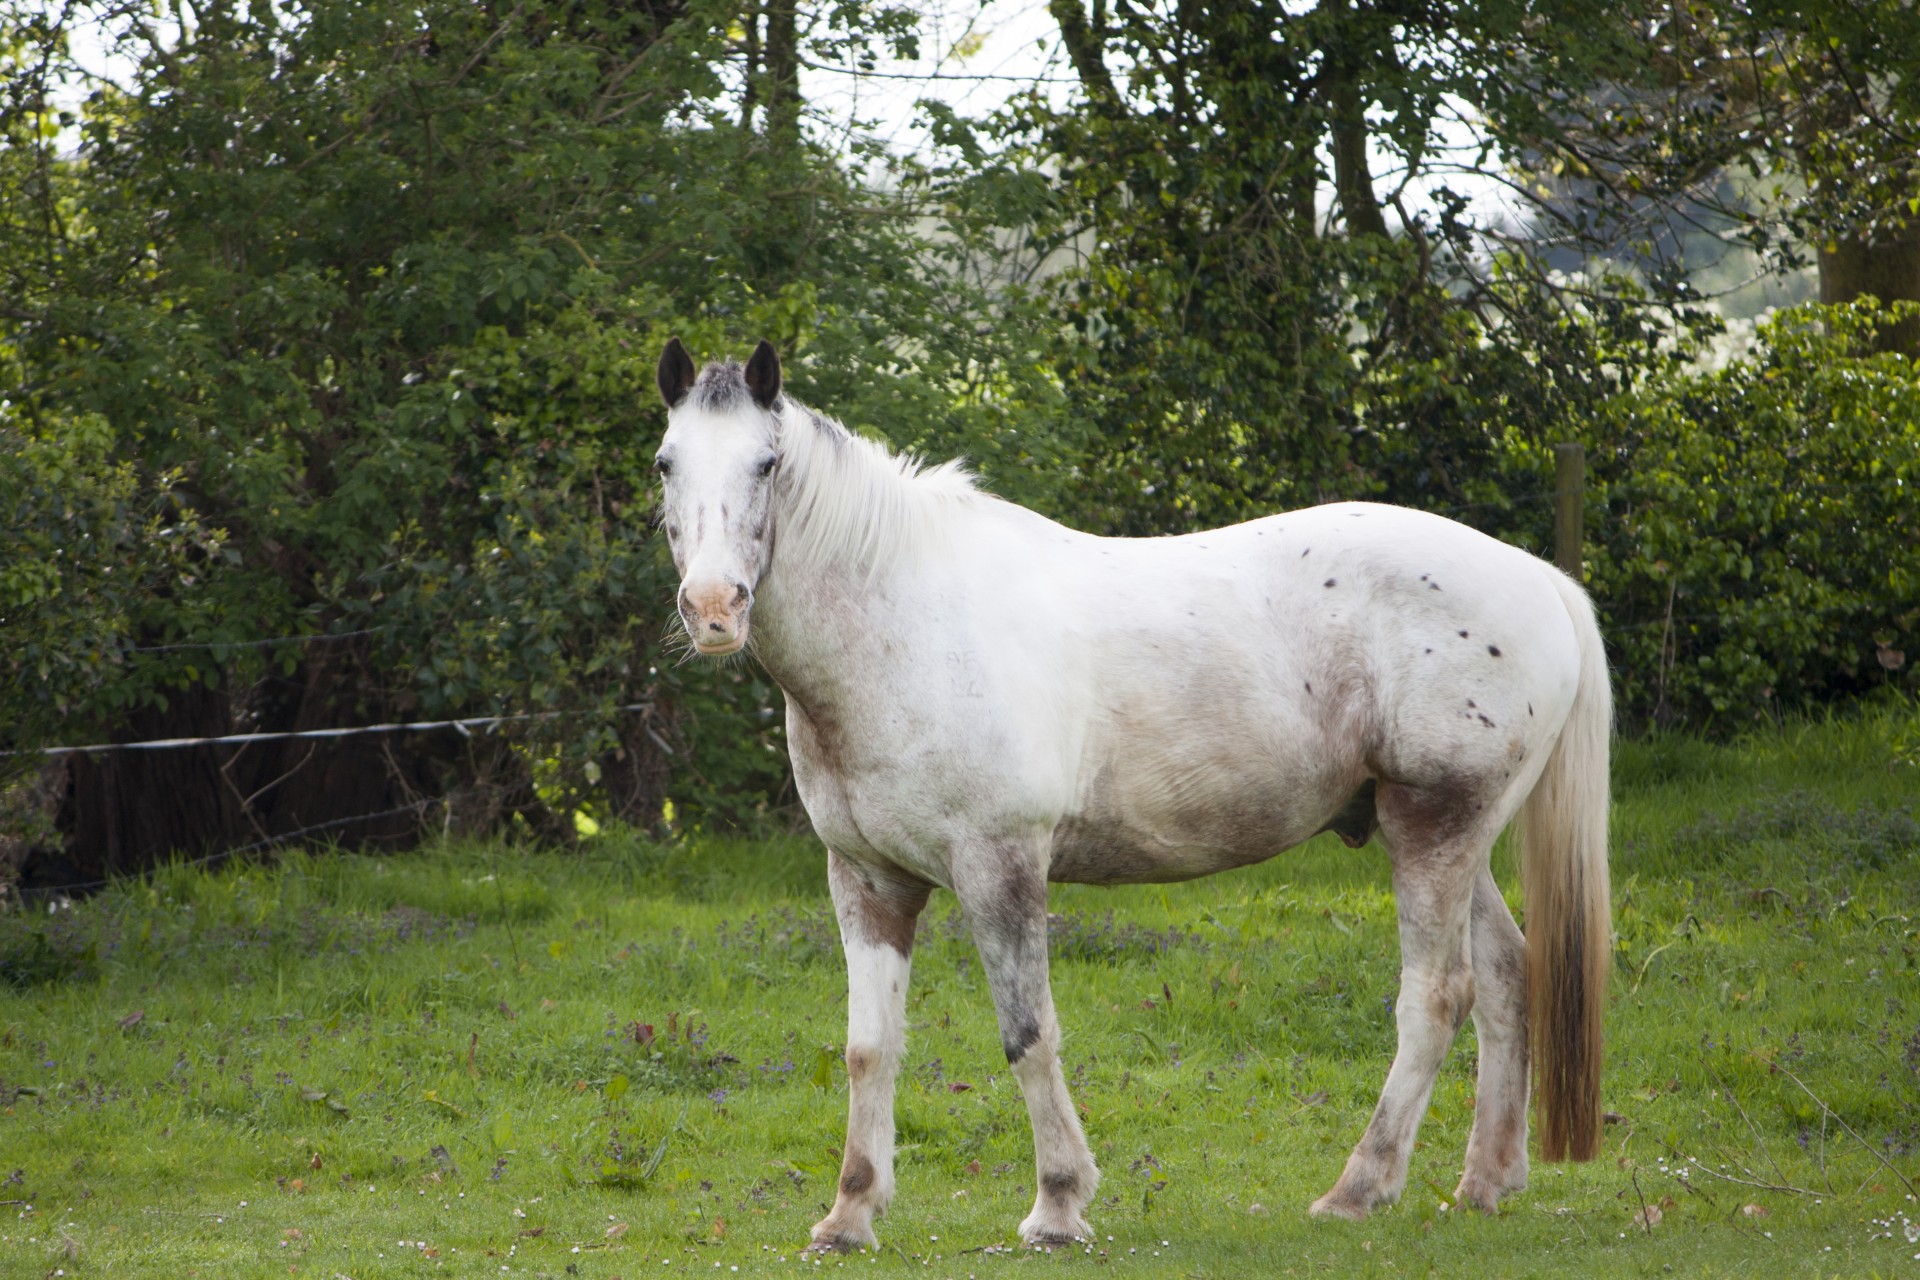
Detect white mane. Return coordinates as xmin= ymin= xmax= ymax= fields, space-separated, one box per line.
xmin=772 ymin=399 xmax=982 ymax=577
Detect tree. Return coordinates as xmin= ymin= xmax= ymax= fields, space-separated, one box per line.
xmin=1485 ymin=0 xmax=1920 ymax=354
xmin=0 ymin=0 xmax=1070 ymax=878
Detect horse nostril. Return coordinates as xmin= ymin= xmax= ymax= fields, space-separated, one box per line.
xmin=731 ymin=583 xmax=750 ymax=608
xmin=708 ymin=621 xmax=724 ymax=632
xmin=677 ymin=588 xmax=695 ymax=620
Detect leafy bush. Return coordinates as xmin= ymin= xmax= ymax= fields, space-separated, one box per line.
xmin=1576 ymin=302 xmax=1920 ymax=729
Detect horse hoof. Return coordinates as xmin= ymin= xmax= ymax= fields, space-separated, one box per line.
xmin=1308 ymin=1190 xmax=1372 ymax=1222
xmin=1453 ymin=1169 xmax=1525 ymax=1213
xmin=804 ymin=1224 xmax=875 ymax=1255
xmin=1018 ymin=1217 xmax=1092 ymax=1248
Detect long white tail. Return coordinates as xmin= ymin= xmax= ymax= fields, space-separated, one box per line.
xmin=1520 ymin=571 xmax=1612 ymax=1161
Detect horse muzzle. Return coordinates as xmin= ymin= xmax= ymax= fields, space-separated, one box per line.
xmin=679 ymin=579 xmax=753 ymax=655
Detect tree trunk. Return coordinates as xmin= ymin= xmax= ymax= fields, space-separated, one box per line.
xmin=1330 ymin=72 xmax=1388 ymax=239
xmin=1818 ymin=218 xmax=1920 ymax=356
xmin=762 ymin=0 xmax=800 ymax=148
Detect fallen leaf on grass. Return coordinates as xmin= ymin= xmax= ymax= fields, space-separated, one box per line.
xmin=117 ymin=1010 xmax=145 ymax=1031
xmin=606 ymin=1222 xmax=628 ymax=1238
xmin=1633 ymin=1204 xmax=1662 ymax=1230
xmin=1741 ymin=1203 xmax=1770 ymax=1218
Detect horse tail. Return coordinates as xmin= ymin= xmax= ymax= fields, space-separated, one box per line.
xmin=1520 ymin=570 xmax=1612 ymax=1162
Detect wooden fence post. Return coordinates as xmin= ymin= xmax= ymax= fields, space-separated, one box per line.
xmin=1553 ymin=442 xmax=1585 ymax=579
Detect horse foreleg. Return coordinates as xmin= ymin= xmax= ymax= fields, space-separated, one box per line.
xmin=1455 ymin=867 xmax=1530 ymax=1210
xmin=1312 ymin=786 xmax=1484 ymax=1220
xmin=809 ymin=851 xmax=930 ymax=1254
xmin=954 ymin=845 xmax=1099 ymax=1246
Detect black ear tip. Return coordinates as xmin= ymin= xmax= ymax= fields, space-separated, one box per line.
xmin=743 ymin=339 xmax=782 ymax=409
xmin=658 ymin=336 xmax=697 ymax=408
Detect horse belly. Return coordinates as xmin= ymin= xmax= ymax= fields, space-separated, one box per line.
xmin=1047 ymin=759 xmax=1341 ymax=886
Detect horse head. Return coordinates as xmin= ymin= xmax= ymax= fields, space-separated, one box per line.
xmin=654 ymin=337 xmax=783 ymax=656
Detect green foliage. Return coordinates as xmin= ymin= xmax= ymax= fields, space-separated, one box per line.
xmin=1573 ymin=301 xmax=1920 ymax=728
xmin=4 ymin=0 xmax=1917 ymax=859
xmin=0 ymin=408 xmax=222 ymax=750
xmin=0 ymin=0 xmax=1070 ymax=833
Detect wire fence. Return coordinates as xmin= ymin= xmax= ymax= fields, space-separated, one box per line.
xmin=3 ymin=703 xmax=661 ymax=759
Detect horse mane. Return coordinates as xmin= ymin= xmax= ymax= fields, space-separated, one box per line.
xmin=771 ymin=393 xmax=981 ymax=577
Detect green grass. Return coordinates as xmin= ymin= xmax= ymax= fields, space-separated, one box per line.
xmin=3 ymin=707 xmax=1919 ymax=1278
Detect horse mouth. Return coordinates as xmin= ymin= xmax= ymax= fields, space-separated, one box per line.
xmin=692 ymin=622 xmax=749 ymax=655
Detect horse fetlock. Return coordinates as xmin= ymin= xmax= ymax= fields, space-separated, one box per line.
xmin=807 ymin=1208 xmax=879 ymax=1255
xmin=834 ymin=1151 xmax=893 ymax=1209
xmin=1018 ymin=1160 xmax=1097 ymax=1245
xmin=1455 ymin=1146 xmax=1528 ymax=1212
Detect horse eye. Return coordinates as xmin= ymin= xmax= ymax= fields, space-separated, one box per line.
xmin=653 ymin=455 xmax=672 ymax=478
xmin=755 ymin=455 xmax=777 ymax=478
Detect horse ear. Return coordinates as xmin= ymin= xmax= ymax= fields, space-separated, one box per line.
xmin=744 ymin=339 xmax=781 ymax=410
xmin=657 ymin=337 xmax=696 ymax=409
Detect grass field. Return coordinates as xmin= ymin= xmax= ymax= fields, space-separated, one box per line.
xmin=3 ymin=708 xmax=1919 ymax=1278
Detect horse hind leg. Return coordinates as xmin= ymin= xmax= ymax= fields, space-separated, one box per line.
xmin=1455 ymin=867 xmax=1530 ymax=1211
xmin=1310 ymin=779 xmax=1496 ymax=1221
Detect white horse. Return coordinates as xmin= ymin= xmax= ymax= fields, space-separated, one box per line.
xmin=653 ymin=339 xmax=1611 ymax=1250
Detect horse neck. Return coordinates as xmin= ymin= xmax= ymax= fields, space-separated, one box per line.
xmin=751 ymin=410 xmax=947 ymax=710
xmin=751 ymin=534 xmax=890 ymax=719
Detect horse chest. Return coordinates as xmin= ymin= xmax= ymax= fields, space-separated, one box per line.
xmin=783 ymin=694 xmax=957 ymax=875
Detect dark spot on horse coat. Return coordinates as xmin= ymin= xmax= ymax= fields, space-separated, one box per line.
xmin=828 ymin=852 xmax=931 ymax=958
xmin=1301 ymin=547 xmax=1311 ymax=557
xmin=1458 ymin=630 xmax=1470 ymax=638
xmin=1042 ymin=1171 xmax=1080 ymax=1203
xmin=1429 ymin=968 xmax=1475 ymax=1034
xmin=1324 ymin=578 xmax=1337 ymax=588
xmin=1377 ymin=776 xmax=1485 ymax=848
xmin=1488 ymin=645 xmax=1502 ymax=657
xmin=839 ymin=1154 xmax=876 ymax=1197
xmin=1475 ymin=892 xmax=1527 ymax=996
xmin=1362 ymin=1096 xmax=1404 ymax=1163
xmin=1304 ymin=681 xmax=1313 ymax=694
xmin=1003 ymin=1016 xmax=1041 ymax=1063
xmin=1478 ymin=714 xmax=1496 ymax=728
